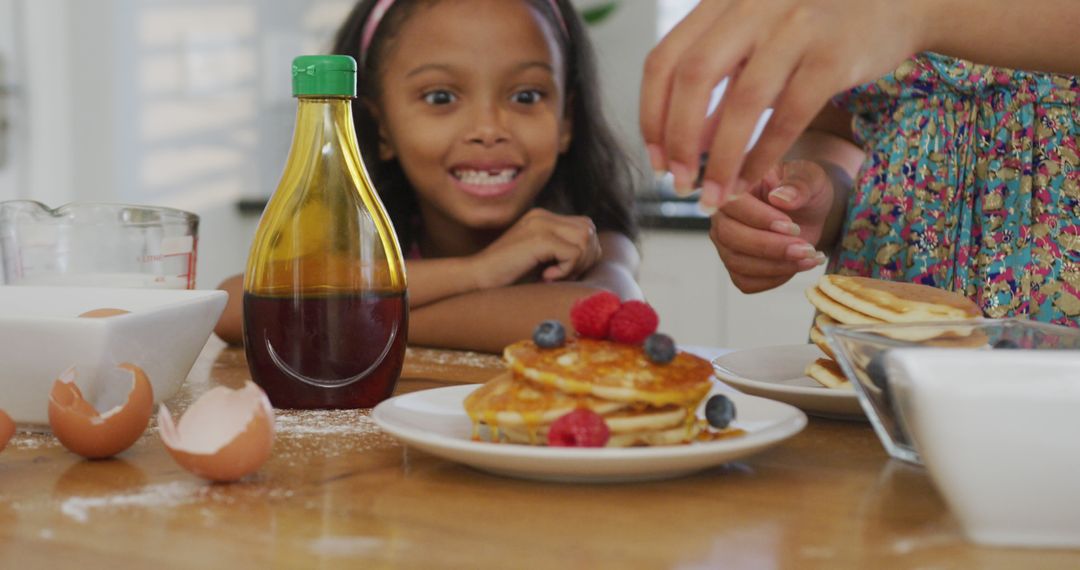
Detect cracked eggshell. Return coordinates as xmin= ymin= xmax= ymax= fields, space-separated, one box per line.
xmin=48 ymin=363 xmax=154 ymax=459
xmin=77 ymin=308 xmax=131 ymax=318
xmin=158 ymin=381 xmax=275 ymax=482
xmin=0 ymin=409 xmax=14 ymax=452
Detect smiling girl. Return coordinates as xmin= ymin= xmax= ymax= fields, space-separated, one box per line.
xmin=215 ymin=0 xmax=642 ymax=352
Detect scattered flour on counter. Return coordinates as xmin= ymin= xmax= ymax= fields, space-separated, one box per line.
xmin=61 ymin=481 xmax=202 ymax=523
xmin=274 ymin=409 xmax=384 ymax=437
xmin=8 ymin=432 xmax=60 ymax=450
xmin=272 ymin=408 xmax=400 ymax=462
xmin=58 ymin=481 xmax=300 ymax=523
xmin=405 ymin=347 xmax=501 ymax=368
xmin=308 ymin=535 xmax=388 ymax=557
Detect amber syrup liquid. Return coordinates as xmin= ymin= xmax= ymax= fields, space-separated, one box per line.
xmin=243 ymin=291 xmax=408 ymax=409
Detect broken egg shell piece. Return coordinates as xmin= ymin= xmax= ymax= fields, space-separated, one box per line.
xmin=0 ymin=409 xmax=14 ymax=452
xmin=77 ymin=308 xmax=131 ymax=318
xmin=48 ymin=363 xmax=154 ymax=459
xmin=158 ymin=381 xmax=275 ymax=483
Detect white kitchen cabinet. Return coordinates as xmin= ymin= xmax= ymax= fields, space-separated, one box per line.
xmin=638 ymin=228 xmax=824 ymax=350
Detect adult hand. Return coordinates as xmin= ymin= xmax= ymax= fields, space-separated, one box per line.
xmin=468 ymin=208 xmax=601 ymax=289
xmin=640 ymin=0 xmax=925 ymax=208
xmin=710 ymin=160 xmax=837 ymax=293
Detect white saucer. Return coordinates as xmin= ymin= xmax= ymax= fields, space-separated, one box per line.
xmin=711 ymin=344 xmax=865 ymax=420
xmin=372 ymin=384 xmax=806 ymax=483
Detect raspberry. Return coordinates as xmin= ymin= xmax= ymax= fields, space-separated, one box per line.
xmin=546 ymin=409 xmax=610 ymax=447
xmin=608 ymin=300 xmax=659 ymax=344
xmin=644 ymin=333 xmax=676 ymax=364
xmin=569 ymin=291 xmax=621 ymax=339
xmin=532 ymin=320 xmax=566 ymax=348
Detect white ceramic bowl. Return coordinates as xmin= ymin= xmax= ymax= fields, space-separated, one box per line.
xmin=886 ymin=348 xmax=1080 ymax=548
xmin=0 ymin=286 xmax=227 ymax=426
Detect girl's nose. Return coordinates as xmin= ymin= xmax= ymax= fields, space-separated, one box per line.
xmin=466 ymin=103 xmax=510 ymax=146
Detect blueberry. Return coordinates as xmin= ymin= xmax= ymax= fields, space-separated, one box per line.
xmin=704 ymin=394 xmax=736 ymax=429
xmin=532 ymin=320 xmax=566 ymax=348
xmin=993 ymin=338 xmax=1020 ymax=349
xmin=644 ymin=333 xmax=676 ymax=364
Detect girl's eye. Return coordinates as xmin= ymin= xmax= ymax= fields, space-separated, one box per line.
xmin=422 ymin=90 xmax=456 ymax=105
xmin=511 ymin=89 xmax=543 ymax=105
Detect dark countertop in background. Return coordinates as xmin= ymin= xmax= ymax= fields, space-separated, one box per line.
xmin=236 ymin=195 xmax=710 ymax=232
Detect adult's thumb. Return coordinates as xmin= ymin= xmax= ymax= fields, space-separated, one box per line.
xmin=765 ymin=160 xmax=827 ymax=211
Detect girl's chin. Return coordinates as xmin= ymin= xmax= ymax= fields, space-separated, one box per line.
xmin=458 ymin=206 xmax=528 ymax=230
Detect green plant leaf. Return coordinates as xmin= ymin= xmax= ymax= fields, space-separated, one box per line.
xmin=581 ymin=1 xmax=619 ymax=26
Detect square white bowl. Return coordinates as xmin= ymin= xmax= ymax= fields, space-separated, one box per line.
xmin=887 ymin=348 xmax=1080 ymax=548
xmin=0 ymin=286 xmax=227 ymax=426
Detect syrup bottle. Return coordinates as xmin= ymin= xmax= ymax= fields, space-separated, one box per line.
xmin=243 ymin=55 xmax=407 ymax=409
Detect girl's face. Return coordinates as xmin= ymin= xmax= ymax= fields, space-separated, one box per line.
xmin=373 ymin=0 xmax=571 ymax=232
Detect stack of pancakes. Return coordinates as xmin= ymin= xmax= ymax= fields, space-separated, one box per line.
xmin=804 ymin=275 xmax=982 ymax=389
xmin=464 ymin=338 xmax=715 ymax=447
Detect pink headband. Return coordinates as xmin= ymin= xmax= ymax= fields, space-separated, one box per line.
xmin=360 ymin=0 xmax=568 ymax=61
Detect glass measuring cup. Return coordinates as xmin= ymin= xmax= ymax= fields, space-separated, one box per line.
xmin=0 ymin=201 xmax=199 ymax=289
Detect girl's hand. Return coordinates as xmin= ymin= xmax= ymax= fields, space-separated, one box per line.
xmin=710 ymin=160 xmax=836 ymax=293
xmin=468 ymin=208 xmax=602 ymax=289
xmin=640 ymin=0 xmax=926 ymax=207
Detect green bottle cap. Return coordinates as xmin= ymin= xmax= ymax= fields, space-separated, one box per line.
xmin=291 ymin=55 xmax=356 ymax=97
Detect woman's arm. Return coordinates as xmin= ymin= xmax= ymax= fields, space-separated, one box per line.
xmin=642 ymin=0 xmax=1080 ymax=210
xmin=919 ymin=0 xmax=1080 ymax=76
xmin=408 ymin=232 xmax=641 ymax=353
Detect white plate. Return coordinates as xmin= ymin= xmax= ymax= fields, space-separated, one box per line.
xmin=712 ymin=344 xmax=864 ymax=420
xmin=372 ymin=384 xmax=806 ymax=483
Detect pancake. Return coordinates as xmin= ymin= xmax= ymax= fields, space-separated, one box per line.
xmin=504 ymin=338 xmax=713 ymax=407
xmin=808 ymin=325 xmax=836 ymax=360
xmin=815 ymin=313 xmax=840 ymax=329
xmin=805 ymin=358 xmax=852 ymax=390
xmin=499 ymin=404 xmax=695 ymax=447
xmin=818 ymin=275 xmax=980 ymax=322
xmin=464 ymin=373 xmax=625 ymax=429
xmin=806 ymin=286 xmax=883 ymax=325
xmin=808 ymin=282 xmax=977 ymax=341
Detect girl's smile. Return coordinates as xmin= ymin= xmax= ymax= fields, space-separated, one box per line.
xmin=450 ymin=165 xmax=522 ymax=199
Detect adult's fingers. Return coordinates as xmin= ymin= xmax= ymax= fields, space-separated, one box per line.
xmin=711 ymin=210 xmax=819 ymax=261
xmin=640 ymin=1 xmax=731 ymax=172
xmin=713 ymin=241 xmax=820 ymax=278
xmin=700 ymin=25 xmax=809 ymax=208
xmin=738 ymin=61 xmax=839 ymax=191
xmin=661 ymin=4 xmax=765 ymax=194
xmin=720 ymin=186 xmax=801 ymax=236
xmin=727 ymin=272 xmax=797 ymax=294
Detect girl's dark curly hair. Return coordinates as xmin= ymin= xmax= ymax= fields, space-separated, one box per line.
xmin=332 ymin=0 xmax=639 ymax=252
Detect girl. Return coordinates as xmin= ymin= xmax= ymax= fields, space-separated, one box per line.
xmin=216 ymin=0 xmax=643 ymax=352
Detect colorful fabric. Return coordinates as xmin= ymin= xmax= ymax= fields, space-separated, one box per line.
xmin=832 ymin=52 xmax=1080 ymax=325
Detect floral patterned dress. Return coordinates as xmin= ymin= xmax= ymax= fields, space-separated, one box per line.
xmin=832 ymin=52 xmax=1080 ymax=325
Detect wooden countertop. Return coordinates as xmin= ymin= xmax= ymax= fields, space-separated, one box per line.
xmin=0 ymin=338 xmax=1076 ymax=569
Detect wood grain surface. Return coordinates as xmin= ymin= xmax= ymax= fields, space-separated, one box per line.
xmin=0 ymin=338 xmax=1075 ymax=569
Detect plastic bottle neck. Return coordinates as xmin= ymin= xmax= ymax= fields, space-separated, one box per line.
xmin=286 ymin=97 xmax=359 ymax=161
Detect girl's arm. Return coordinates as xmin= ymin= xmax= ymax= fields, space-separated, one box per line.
xmin=407 ymin=232 xmax=641 ymax=353
xmin=406 ymin=208 xmax=603 ymax=309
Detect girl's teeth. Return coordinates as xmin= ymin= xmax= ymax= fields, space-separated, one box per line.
xmin=456 ymin=169 xmax=516 ymax=185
